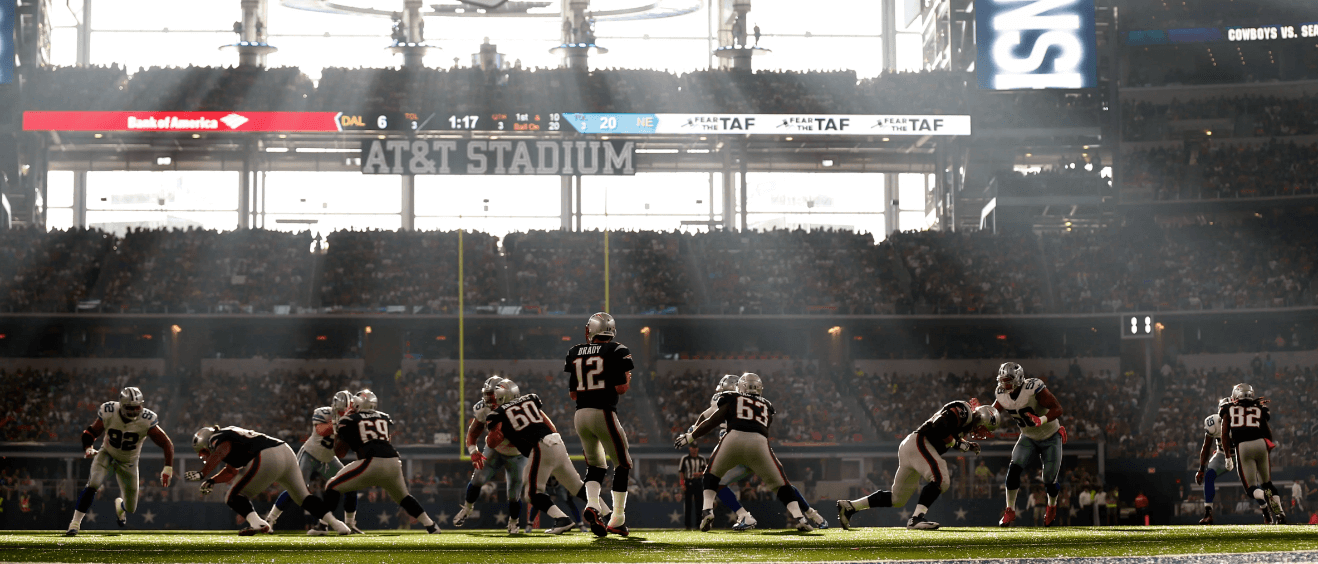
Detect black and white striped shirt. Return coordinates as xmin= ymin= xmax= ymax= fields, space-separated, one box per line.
xmin=679 ymin=454 xmax=707 ymax=482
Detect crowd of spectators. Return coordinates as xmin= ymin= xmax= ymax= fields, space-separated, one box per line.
xmin=0 ymin=365 xmax=171 ymax=442
xmin=320 ymin=229 xmax=499 ymax=312
xmin=1126 ymin=140 xmax=1318 ymax=201
xmin=1114 ymin=0 xmax=1318 ymax=31
xmin=1123 ymin=94 xmax=1318 ymax=142
xmin=0 ymin=227 xmax=112 ymax=313
xmin=171 ymin=367 xmax=363 ymax=444
xmin=890 ymin=230 xmax=1047 ymax=314
xmin=993 ymin=167 xmax=1110 ymax=198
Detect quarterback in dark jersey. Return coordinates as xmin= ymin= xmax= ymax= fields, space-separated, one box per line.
xmin=565 ymin=312 xmax=634 ymax=536
xmin=837 ymin=400 xmax=999 ymax=530
xmin=1219 ymin=383 xmax=1286 ymax=523
xmin=674 ymin=373 xmax=813 ymax=532
xmin=185 ymin=425 xmax=349 ymax=535
xmin=322 ymin=390 xmax=442 ymax=533
xmin=485 ymin=381 xmax=585 ymax=535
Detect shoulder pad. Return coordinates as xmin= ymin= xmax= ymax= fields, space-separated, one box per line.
xmin=473 ymin=400 xmax=486 ymax=411
xmin=100 ymin=401 xmax=117 ymax=415
xmin=614 ymin=343 xmax=630 ymax=353
xmin=312 ymin=407 xmax=332 ymax=422
xmin=142 ymin=409 xmax=159 ymax=424
xmin=527 ymin=393 xmax=542 ymax=405
xmin=1204 ymin=414 xmax=1221 ymax=433
xmin=715 ymin=391 xmax=738 ymax=407
xmin=1026 ymin=378 xmax=1045 ymax=391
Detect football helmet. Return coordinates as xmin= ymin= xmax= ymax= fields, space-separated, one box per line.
xmin=716 ymin=374 xmax=740 ymax=394
xmin=119 ymin=387 xmax=145 ymax=421
xmin=737 ymin=373 xmax=763 ymax=396
xmin=997 ymin=362 xmax=1025 ymax=392
xmin=585 ymin=312 xmax=617 ymax=340
xmin=480 ymin=376 xmax=504 ymax=403
xmin=492 ymin=380 xmax=519 ymax=406
xmin=1230 ymin=383 xmax=1255 ymax=401
xmin=499 ymin=378 xmax=520 ymax=397
xmin=191 ymin=426 xmax=218 ymax=456
xmin=969 ymin=405 xmax=1001 ymax=440
xmin=331 ymin=390 xmax=354 ymax=416
xmin=353 ymin=389 xmax=379 ymax=412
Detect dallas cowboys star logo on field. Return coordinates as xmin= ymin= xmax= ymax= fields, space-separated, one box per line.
xmin=436 ymin=511 xmax=451 ymax=525
xmin=495 ymin=511 xmax=508 ymax=524
xmin=142 ymin=509 xmax=157 ymax=524
xmin=668 ymin=510 xmax=682 ymax=524
xmin=377 ymin=512 xmax=392 ymax=525
xmin=954 ymin=507 xmax=967 ymax=521
xmin=725 ymin=512 xmax=740 ymax=524
xmin=85 ymin=511 xmax=97 ymax=523
xmin=898 ymin=509 xmax=912 ymax=522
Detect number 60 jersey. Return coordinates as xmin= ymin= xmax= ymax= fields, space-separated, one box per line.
xmin=336 ymin=410 xmax=399 ymax=459
xmin=485 ymin=394 xmax=553 ymax=457
xmin=98 ymin=401 xmax=160 ymax=462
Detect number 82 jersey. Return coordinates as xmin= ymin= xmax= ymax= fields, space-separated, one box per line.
xmin=98 ymin=401 xmax=159 ymax=462
xmin=717 ymin=392 xmax=775 ymax=437
xmin=336 ymin=410 xmax=399 ymax=459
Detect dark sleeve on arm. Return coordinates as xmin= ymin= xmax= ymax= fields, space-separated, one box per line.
xmin=691 ymin=401 xmax=733 ymax=439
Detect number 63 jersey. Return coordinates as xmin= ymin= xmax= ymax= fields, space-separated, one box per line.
xmin=336 ymin=410 xmax=400 ymax=459
xmin=98 ymin=401 xmax=160 ymax=462
xmin=717 ymin=391 xmax=775 ymax=436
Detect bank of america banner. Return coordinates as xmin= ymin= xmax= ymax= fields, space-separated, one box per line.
xmin=562 ymin=113 xmax=971 ymax=136
xmin=360 ymin=139 xmax=636 ymax=175
xmin=976 ymin=0 xmax=1098 ymax=90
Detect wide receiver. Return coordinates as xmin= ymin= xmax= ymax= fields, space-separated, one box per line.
xmin=1219 ymin=383 xmax=1286 ymax=524
xmin=675 ymin=373 xmax=814 ymax=532
xmin=565 ymin=312 xmax=635 ymax=536
xmin=66 ymin=387 xmax=175 ymax=536
xmin=993 ymin=362 xmax=1066 ymax=527
xmin=265 ymin=390 xmax=361 ymax=534
xmin=455 ymin=376 xmax=530 ymax=534
xmin=837 ymin=399 xmax=999 ymax=530
xmin=1194 ymin=398 xmax=1235 ymax=525
xmin=186 ymin=424 xmax=350 ymax=535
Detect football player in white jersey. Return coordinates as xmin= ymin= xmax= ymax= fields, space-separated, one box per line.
xmin=992 ymin=362 xmax=1066 ymax=527
xmin=1194 ymin=398 xmax=1235 ymax=525
xmin=66 ymin=387 xmax=176 ymax=536
xmin=455 ymin=376 xmax=530 ymax=534
xmin=265 ymin=390 xmax=362 ymax=534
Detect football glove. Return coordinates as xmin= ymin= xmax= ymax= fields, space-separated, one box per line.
xmin=957 ymin=441 xmax=980 ymax=455
xmin=1224 ymin=457 xmax=1235 ymax=472
xmin=183 ymin=470 xmax=205 ymax=482
xmin=674 ymin=432 xmax=694 ymax=449
xmin=1195 ymin=470 xmax=1205 ymax=485
xmin=160 ymin=466 xmax=173 ymax=487
xmin=1024 ymin=412 xmax=1046 ymax=427
xmin=84 ymin=447 xmax=98 ymax=459
xmin=199 ymin=478 xmax=215 ymax=496
xmin=1059 ymin=426 xmax=1069 ymax=444
xmin=1265 ymin=438 xmax=1276 ymax=451
xmin=471 ymin=450 xmax=486 ymax=470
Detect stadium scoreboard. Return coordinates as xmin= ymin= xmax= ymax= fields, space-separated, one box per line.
xmin=335 ymin=111 xmax=565 ymax=132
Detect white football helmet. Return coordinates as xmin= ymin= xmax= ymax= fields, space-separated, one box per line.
xmin=191 ymin=425 xmax=218 ymax=455
xmin=997 ymin=362 xmax=1025 ymax=392
xmin=492 ymin=380 xmax=519 ymax=406
xmin=480 ymin=376 xmax=504 ymax=403
xmin=353 ymin=389 xmax=379 ymax=412
xmin=119 ymin=387 xmax=145 ymax=421
xmin=499 ymin=378 xmax=520 ymax=398
xmin=716 ymin=374 xmax=740 ymax=394
xmin=737 ymin=373 xmax=763 ymax=396
xmin=1230 ymin=383 xmax=1255 ymax=401
xmin=585 ymin=312 xmax=617 ymax=340
xmin=970 ymin=405 xmax=1001 ymax=439
xmin=331 ymin=390 xmax=354 ymax=416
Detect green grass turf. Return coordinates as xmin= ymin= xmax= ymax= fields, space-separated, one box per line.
xmin=2 ymin=526 xmax=1315 ymax=563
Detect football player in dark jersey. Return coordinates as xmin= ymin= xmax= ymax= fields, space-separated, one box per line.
xmin=674 ymin=373 xmax=813 ymax=532
xmin=485 ymin=379 xmax=584 ymax=535
xmin=1219 ymin=383 xmax=1286 ymax=524
xmin=836 ymin=401 xmax=999 ymax=530
xmin=565 ymin=312 xmax=634 ymax=536
xmin=456 ymin=377 xmax=529 ymax=534
xmin=321 ymin=390 xmax=442 ymax=534
xmin=184 ymin=425 xmax=349 ymax=535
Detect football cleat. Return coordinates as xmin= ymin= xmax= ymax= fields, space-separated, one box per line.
xmin=425 ymin=523 xmax=442 ymax=534
xmin=837 ymin=500 xmax=857 ymax=530
xmin=453 ymin=506 xmax=471 ymax=527
xmin=583 ymin=507 xmax=608 ymax=537
xmin=1270 ymin=498 xmax=1287 ymax=524
xmin=795 ymin=516 xmax=814 ymax=532
xmin=1043 ymin=505 xmax=1057 ymax=527
xmin=807 ymin=508 xmax=830 ymax=529
xmin=238 ymin=524 xmax=273 ymax=536
xmin=907 ymin=515 xmax=940 ymax=530
xmin=114 ymin=497 xmax=127 ymax=528
xmin=1262 ymin=505 xmax=1275 ymax=525
xmin=508 ymin=520 xmax=521 ymax=534
xmin=347 ymin=523 xmax=364 ymax=535
xmin=1199 ymin=507 xmax=1214 ymax=525
xmin=732 ymin=514 xmax=758 ymax=531
xmin=998 ymin=507 xmax=1016 ymax=527
xmin=699 ymin=509 xmax=715 ymax=532
xmin=64 ymin=527 xmax=79 ymax=537
xmin=606 ymin=524 xmax=630 ymax=536
xmin=306 ymin=523 xmax=331 ymax=536
xmin=547 ymin=517 xmax=576 ymax=535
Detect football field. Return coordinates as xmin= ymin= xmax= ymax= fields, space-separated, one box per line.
xmin=3 ymin=526 xmax=1316 ymax=564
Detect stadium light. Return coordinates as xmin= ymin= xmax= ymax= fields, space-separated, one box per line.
xmin=156 ymin=156 xmax=171 ymax=166
xmin=821 ymin=159 xmax=835 ymax=167
xmin=364 ymin=326 xmax=372 ymax=335
xmin=828 ymin=326 xmax=842 ymax=336
xmin=170 ymin=325 xmax=181 ymax=335
xmin=640 ymin=326 xmax=651 ymax=336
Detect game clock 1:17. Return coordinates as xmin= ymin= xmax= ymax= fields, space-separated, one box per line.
xmin=444 ymin=112 xmax=561 ymax=131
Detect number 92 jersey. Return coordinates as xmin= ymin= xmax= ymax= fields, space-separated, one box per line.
xmin=336 ymin=410 xmax=400 ymax=459
xmin=717 ymin=392 xmax=775 ymax=437
xmin=98 ymin=401 xmax=159 ymax=462
xmin=995 ymin=378 xmax=1061 ymax=441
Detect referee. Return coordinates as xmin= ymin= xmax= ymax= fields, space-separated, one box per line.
xmin=679 ymin=446 xmax=707 ymax=530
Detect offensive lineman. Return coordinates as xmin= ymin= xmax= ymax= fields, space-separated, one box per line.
xmin=265 ymin=390 xmax=362 ymax=534
xmin=1194 ymin=398 xmax=1235 ymax=525
xmin=837 ymin=400 xmax=1000 ymax=530
xmin=688 ymin=374 xmax=829 ymax=530
xmin=674 ymin=373 xmax=814 ymax=532
xmin=1219 ymin=383 xmax=1286 ymax=524
xmin=66 ymin=387 xmax=175 ymax=536
xmin=484 ymin=379 xmax=586 ymax=535
xmin=565 ymin=312 xmax=635 ymax=536
xmin=993 ymin=362 xmax=1066 ymax=527
xmin=320 ymin=390 xmax=442 ymax=533
xmin=185 ymin=424 xmax=350 ymax=535
xmin=455 ymin=376 xmax=530 ymax=534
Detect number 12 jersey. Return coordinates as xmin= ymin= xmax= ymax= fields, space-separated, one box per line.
xmin=564 ymin=341 xmax=634 ymax=410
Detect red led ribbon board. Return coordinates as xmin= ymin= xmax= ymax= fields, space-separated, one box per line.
xmin=22 ymin=111 xmax=343 ymax=132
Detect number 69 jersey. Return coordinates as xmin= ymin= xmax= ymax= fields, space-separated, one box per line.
xmin=716 ymin=391 xmax=775 ymax=437
xmin=97 ymin=401 xmax=160 ymax=463
xmin=995 ymin=378 xmax=1061 ymax=442
xmin=485 ymin=394 xmax=553 ymax=457
xmin=336 ymin=410 xmax=400 ymax=459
